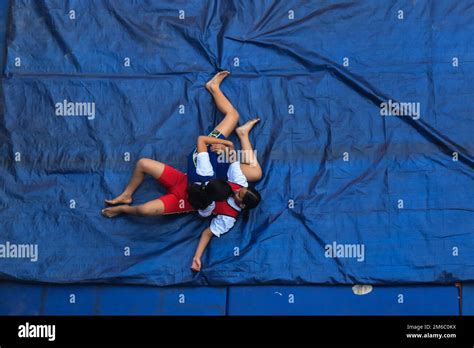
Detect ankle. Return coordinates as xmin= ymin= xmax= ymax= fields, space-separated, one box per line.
xmin=236 ymin=131 xmax=248 ymax=138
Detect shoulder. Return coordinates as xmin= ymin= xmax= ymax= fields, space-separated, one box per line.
xmin=209 ymin=215 xmax=236 ymax=237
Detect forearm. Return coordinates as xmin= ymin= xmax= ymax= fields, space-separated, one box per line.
xmin=197 ymin=136 xmax=233 ymax=153
xmin=193 ymin=227 xmax=214 ymax=258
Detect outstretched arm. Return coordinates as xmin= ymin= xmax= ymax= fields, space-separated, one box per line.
xmin=197 ymin=135 xmax=234 ymax=153
xmin=191 ymin=227 xmax=214 ymax=272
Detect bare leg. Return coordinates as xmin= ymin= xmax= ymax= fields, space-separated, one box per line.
xmin=102 ymin=198 xmax=165 ymax=218
xmin=206 ymin=71 xmax=239 ymax=138
xmin=105 ymin=158 xmax=165 ymax=205
xmin=236 ymin=118 xmax=262 ymax=182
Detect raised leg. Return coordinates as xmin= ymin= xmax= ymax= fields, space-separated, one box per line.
xmin=236 ymin=118 xmax=262 ymax=182
xmin=206 ymin=71 xmax=239 ymax=138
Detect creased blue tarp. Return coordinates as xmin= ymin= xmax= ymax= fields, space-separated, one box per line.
xmin=0 ymin=0 xmax=473 ymax=286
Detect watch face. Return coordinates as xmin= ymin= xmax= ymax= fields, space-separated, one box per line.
xmin=209 ymin=129 xmax=221 ymax=138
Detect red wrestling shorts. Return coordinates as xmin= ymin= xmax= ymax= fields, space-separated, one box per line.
xmin=157 ymin=165 xmax=196 ymax=214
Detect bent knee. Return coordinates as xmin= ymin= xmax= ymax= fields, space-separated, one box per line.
xmin=137 ymin=158 xmax=162 ymax=170
xmin=227 ymin=110 xmax=239 ymax=121
xmin=137 ymin=158 xmax=151 ymax=168
xmin=248 ymin=169 xmax=263 ymax=182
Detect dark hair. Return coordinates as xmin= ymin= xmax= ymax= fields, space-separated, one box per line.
xmin=205 ymin=179 xmax=233 ymax=201
xmin=187 ymin=179 xmax=233 ymax=210
xmin=187 ymin=183 xmax=213 ymax=210
xmin=242 ymin=187 xmax=261 ymax=210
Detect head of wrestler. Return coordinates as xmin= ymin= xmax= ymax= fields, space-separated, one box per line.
xmin=206 ymin=179 xmax=261 ymax=210
xmin=187 ymin=179 xmax=232 ymax=210
xmin=188 ymin=179 xmax=261 ymax=211
xmin=233 ymin=186 xmax=261 ymax=210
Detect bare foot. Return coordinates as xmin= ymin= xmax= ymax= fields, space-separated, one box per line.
xmin=236 ymin=118 xmax=260 ymax=137
xmin=101 ymin=206 xmax=125 ymax=218
xmin=105 ymin=193 xmax=132 ymax=206
xmin=205 ymin=70 xmax=230 ymax=93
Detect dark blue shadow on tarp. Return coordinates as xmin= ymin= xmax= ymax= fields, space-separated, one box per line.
xmin=0 ymin=0 xmax=7 ymax=70
xmin=228 ymin=285 xmax=460 ymax=316
xmin=0 ymin=0 xmax=9 ymax=113
xmin=0 ymin=281 xmax=226 ymax=315
xmin=0 ymin=0 xmax=473 ymax=286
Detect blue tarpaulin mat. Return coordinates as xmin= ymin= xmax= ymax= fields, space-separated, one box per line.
xmin=0 ymin=0 xmax=473 ymax=286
